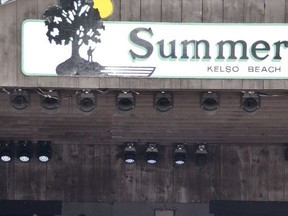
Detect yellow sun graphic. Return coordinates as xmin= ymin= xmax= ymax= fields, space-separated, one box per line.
xmin=93 ymin=0 xmax=114 ymax=19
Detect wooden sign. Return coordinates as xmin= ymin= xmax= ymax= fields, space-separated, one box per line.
xmin=21 ymin=0 xmax=288 ymax=79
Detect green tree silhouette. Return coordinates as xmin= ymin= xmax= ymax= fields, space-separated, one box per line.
xmin=44 ymin=0 xmax=105 ymax=75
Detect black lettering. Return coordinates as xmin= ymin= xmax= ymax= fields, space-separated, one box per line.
xmin=251 ymin=40 xmax=270 ymax=60
xmin=216 ymin=40 xmax=248 ymax=60
xmin=157 ymin=40 xmax=177 ymax=59
xmin=248 ymin=66 xmax=254 ymax=72
xmin=268 ymin=67 xmax=274 ymax=72
xmin=207 ymin=66 xmax=213 ymax=72
xmin=129 ymin=27 xmax=154 ymax=60
xmin=262 ymin=67 xmax=268 ymax=72
xmin=275 ymin=67 xmax=281 ymax=72
xmin=181 ymin=40 xmax=211 ymax=60
xmin=232 ymin=66 xmax=239 ymax=72
xmin=226 ymin=66 xmax=231 ymax=72
xmin=274 ymin=41 xmax=288 ymax=60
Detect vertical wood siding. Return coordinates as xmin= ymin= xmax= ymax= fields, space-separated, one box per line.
xmin=224 ymin=0 xmax=244 ymax=22
xmin=203 ymin=0 xmax=223 ymax=22
xmin=0 ymin=2 xmax=17 ymax=86
xmin=141 ymin=0 xmax=161 ymax=22
xmin=244 ymin=0 xmax=265 ymax=22
xmin=265 ymin=0 xmax=286 ymax=22
xmin=162 ymin=0 xmax=182 ymax=22
xmin=0 ymin=0 xmax=288 ymax=89
xmin=182 ymin=0 xmax=203 ymax=22
xmin=1 ymin=144 xmax=288 ymax=202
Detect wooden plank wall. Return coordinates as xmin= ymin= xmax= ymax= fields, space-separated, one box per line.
xmin=0 ymin=144 xmax=288 ymax=203
xmin=1 ymin=0 xmax=288 ymax=90
xmin=0 ymin=90 xmax=288 ymax=146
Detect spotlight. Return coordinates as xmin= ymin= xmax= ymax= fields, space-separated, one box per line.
xmin=195 ymin=144 xmax=208 ymax=165
xmin=77 ymin=90 xmax=96 ymax=113
xmin=241 ymin=92 xmax=260 ymax=113
xmin=17 ymin=140 xmax=32 ymax=163
xmin=116 ymin=92 xmax=135 ymax=111
xmin=154 ymin=92 xmax=173 ymax=112
xmin=123 ymin=142 xmax=136 ymax=164
xmin=146 ymin=143 xmax=158 ymax=164
xmin=174 ymin=143 xmax=186 ymax=165
xmin=10 ymin=89 xmax=30 ymax=110
xmin=0 ymin=0 xmax=15 ymax=5
xmin=200 ymin=92 xmax=219 ymax=111
xmin=0 ymin=140 xmax=14 ymax=162
xmin=41 ymin=90 xmax=60 ymax=110
xmin=37 ymin=141 xmax=52 ymax=163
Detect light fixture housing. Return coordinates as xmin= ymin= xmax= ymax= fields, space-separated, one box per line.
xmin=116 ymin=92 xmax=135 ymax=111
xmin=174 ymin=143 xmax=186 ymax=165
xmin=0 ymin=140 xmax=14 ymax=162
xmin=154 ymin=92 xmax=173 ymax=112
xmin=41 ymin=90 xmax=60 ymax=110
xmin=241 ymin=92 xmax=260 ymax=113
xmin=0 ymin=0 xmax=15 ymax=5
xmin=195 ymin=144 xmax=208 ymax=165
xmin=200 ymin=92 xmax=219 ymax=111
xmin=123 ymin=142 xmax=136 ymax=164
xmin=17 ymin=140 xmax=32 ymax=163
xmin=77 ymin=91 xmax=96 ymax=113
xmin=146 ymin=143 xmax=158 ymax=164
xmin=10 ymin=89 xmax=30 ymax=110
xmin=37 ymin=141 xmax=52 ymax=163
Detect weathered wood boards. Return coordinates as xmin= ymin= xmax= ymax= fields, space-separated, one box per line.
xmin=0 ymin=144 xmax=287 ymax=203
xmin=0 ymin=0 xmax=288 ymax=89
xmin=141 ymin=0 xmax=161 ymax=22
xmin=0 ymin=2 xmax=17 ymax=87
xmin=0 ymin=91 xmax=288 ymax=146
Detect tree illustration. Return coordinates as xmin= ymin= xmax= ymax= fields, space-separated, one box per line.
xmin=44 ymin=0 xmax=105 ymax=76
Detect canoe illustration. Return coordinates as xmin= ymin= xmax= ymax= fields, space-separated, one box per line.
xmin=101 ymin=66 xmax=155 ymax=77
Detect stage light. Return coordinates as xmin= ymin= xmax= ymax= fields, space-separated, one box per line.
xmin=116 ymin=92 xmax=135 ymax=111
xmin=10 ymin=89 xmax=30 ymax=110
xmin=0 ymin=140 xmax=14 ymax=162
xmin=174 ymin=143 xmax=186 ymax=165
xmin=0 ymin=0 xmax=15 ymax=5
xmin=37 ymin=141 xmax=52 ymax=163
xmin=123 ymin=142 xmax=136 ymax=164
xmin=195 ymin=144 xmax=208 ymax=165
xmin=200 ymin=92 xmax=219 ymax=111
xmin=40 ymin=90 xmax=60 ymax=110
xmin=77 ymin=90 xmax=96 ymax=113
xmin=154 ymin=92 xmax=173 ymax=112
xmin=241 ymin=92 xmax=260 ymax=113
xmin=146 ymin=143 xmax=158 ymax=164
xmin=17 ymin=141 xmax=32 ymax=163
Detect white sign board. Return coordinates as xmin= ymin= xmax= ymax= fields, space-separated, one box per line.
xmin=22 ymin=20 xmax=288 ymax=79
